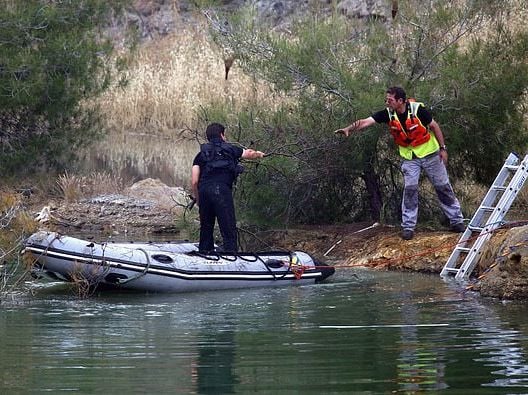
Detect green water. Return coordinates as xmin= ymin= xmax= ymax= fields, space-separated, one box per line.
xmin=2 ymin=269 xmax=528 ymax=393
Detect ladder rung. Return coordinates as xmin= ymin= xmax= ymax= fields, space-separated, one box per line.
xmin=490 ymin=186 xmax=507 ymax=192
xmin=505 ymin=164 xmax=520 ymax=171
xmin=443 ymin=267 xmax=459 ymax=273
xmin=468 ymin=225 xmax=484 ymax=232
xmin=456 ymin=247 xmax=471 ymax=253
xmin=478 ymin=206 xmax=495 ymax=212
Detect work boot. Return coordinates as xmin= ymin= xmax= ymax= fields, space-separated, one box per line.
xmin=401 ymin=229 xmax=414 ymax=240
xmin=450 ymin=222 xmax=466 ymax=233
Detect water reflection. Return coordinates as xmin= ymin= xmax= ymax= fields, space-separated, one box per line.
xmin=464 ymin=302 xmax=528 ymax=389
xmin=193 ymin=331 xmax=238 ymax=394
xmin=2 ymin=272 xmax=528 ymax=393
xmin=80 ymin=132 xmax=199 ymax=187
xmin=396 ymin=290 xmax=447 ymax=392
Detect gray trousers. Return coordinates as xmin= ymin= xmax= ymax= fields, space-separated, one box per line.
xmin=401 ymin=153 xmax=463 ymax=230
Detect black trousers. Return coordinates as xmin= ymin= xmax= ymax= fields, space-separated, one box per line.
xmin=198 ymin=182 xmax=237 ymax=252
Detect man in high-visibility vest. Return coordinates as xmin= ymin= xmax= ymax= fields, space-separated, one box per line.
xmin=335 ymin=86 xmax=465 ymax=240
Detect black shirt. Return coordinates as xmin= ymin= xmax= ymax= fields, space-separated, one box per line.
xmin=371 ymin=103 xmax=433 ymax=130
xmin=193 ymin=140 xmax=243 ymax=187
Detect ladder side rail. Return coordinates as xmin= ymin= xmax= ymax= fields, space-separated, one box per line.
xmin=441 ymin=168 xmax=513 ymax=276
xmin=480 ymin=186 xmax=505 ymax=208
xmin=441 ymin=217 xmax=501 ymax=278
xmin=513 ymin=154 xmax=528 ymax=190
xmin=478 ymin=154 xmax=519 ymax=208
xmin=466 ymin=154 xmax=527 ymax=234
xmin=465 ymin=153 xmax=520 ymax=228
xmin=440 ymin=228 xmax=474 ymax=276
xmin=440 ymin=153 xmax=525 ymax=279
xmin=469 ymin=209 xmax=492 ymax=230
xmin=441 ymin=189 xmax=505 ymax=277
xmin=441 ymin=248 xmax=465 ymax=273
xmin=482 ymin=158 xmax=528 ymax=228
xmin=454 ymin=196 xmax=517 ymax=280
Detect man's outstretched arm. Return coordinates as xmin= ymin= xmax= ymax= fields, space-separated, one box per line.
xmin=241 ymin=149 xmax=265 ymax=159
xmin=334 ymin=117 xmax=376 ymax=137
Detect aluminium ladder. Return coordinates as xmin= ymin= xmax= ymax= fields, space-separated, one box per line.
xmin=440 ymin=152 xmax=528 ymax=281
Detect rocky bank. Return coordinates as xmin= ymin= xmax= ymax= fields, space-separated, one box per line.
xmin=124 ymin=0 xmax=394 ymax=42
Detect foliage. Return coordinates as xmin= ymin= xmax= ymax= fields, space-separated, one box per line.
xmin=205 ymin=0 xmax=528 ymax=226
xmin=0 ymin=0 xmax=131 ymax=175
xmin=0 ymin=191 xmax=39 ymax=300
xmin=435 ymin=24 xmax=528 ymax=183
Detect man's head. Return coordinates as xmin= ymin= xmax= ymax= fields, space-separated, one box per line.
xmin=385 ymin=86 xmax=407 ymax=112
xmin=205 ymin=123 xmax=226 ymax=141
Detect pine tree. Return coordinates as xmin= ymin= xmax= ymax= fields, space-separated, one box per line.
xmin=0 ymin=0 xmax=129 ymax=174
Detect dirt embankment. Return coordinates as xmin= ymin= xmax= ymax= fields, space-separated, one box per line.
xmin=29 ymin=179 xmax=528 ymax=300
xmin=268 ymin=222 xmax=528 ymax=299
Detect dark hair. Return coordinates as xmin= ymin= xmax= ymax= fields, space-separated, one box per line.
xmin=205 ymin=122 xmax=225 ymax=141
xmin=386 ymin=86 xmax=407 ymax=102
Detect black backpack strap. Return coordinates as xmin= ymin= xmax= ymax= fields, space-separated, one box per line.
xmin=200 ymin=141 xmax=238 ymax=174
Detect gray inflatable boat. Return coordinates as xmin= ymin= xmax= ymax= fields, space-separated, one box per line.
xmin=23 ymin=231 xmax=335 ymax=293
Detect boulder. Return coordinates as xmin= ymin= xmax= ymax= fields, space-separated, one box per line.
xmin=125 ymin=178 xmax=189 ymax=210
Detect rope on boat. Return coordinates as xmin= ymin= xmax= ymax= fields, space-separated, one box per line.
xmin=189 ymin=250 xmax=305 ymax=280
xmin=264 ymin=252 xmax=297 ymax=280
xmin=115 ymin=248 xmax=151 ymax=285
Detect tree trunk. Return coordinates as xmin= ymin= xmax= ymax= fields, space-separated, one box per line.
xmin=361 ymin=162 xmax=382 ymax=222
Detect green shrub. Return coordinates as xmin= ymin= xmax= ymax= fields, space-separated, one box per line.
xmin=0 ymin=1 xmax=131 ymax=175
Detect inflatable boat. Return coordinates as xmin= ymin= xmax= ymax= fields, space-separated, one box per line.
xmin=23 ymin=231 xmax=335 ymax=293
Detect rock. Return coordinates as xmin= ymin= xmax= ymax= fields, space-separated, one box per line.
xmin=133 ymin=0 xmax=161 ymax=16
xmin=337 ymin=0 xmax=388 ymax=20
xmin=112 ymin=0 xmax=391 ymax=44
xmin=125 ymin=178 xmax=188 ymax=210
xmin=38 ymin=178 xmax=195 ymax=236
xmin=477 ymin=225 xmax=528 ymax=299
xmin=259 ymin=222 xmax=528 ymax=300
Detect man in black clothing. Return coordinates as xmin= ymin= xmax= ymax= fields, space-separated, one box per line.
xmin=191 ymin=123 xmax=265 ymax=252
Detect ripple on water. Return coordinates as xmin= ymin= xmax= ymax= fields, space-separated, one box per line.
xmin=2 ymin=271 xmax=528 ymax=393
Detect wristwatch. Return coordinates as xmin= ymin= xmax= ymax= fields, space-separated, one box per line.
xmin=440 ymin=145 xmax=447 ymax=151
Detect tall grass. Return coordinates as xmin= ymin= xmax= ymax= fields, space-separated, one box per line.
xmin=99 ymin=19 xmax=278 ymax=134
xmin=56 ymin=171 xmax=129 ymax=202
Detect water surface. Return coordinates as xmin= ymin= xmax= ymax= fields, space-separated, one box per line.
xmin=2 ymin=269 xmax=528 ymax=393
xmin=80 ymin=132 xmax=199 ymax=187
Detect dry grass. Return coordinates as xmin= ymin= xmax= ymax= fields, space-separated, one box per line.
xmin=69 ymin=262 xmax=98 ymax=298
xmin=56 ymin=172 xmax=82 ymax=202
xmin=56 ymin=171 xmax=128 ymax=202
xmin=453 ymin=180 xmax=488 ymax=217
xmin=518 ymin=184 xmax=528 ymax=206
xmin=0 ymin=192 xmax=39 ymax=294
xmin=455 ymin=178 xmax=528 ymax=222
xmin=0 ymin=192 xmax=38 ymax=238
xmin=99 ymin=19 xmax=281 ymax=134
